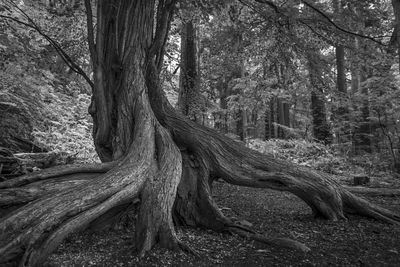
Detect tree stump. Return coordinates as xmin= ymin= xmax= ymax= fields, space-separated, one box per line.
xmin=353 ymin=175 xmax=370 ymax=186
xmin=0 ymin=101 xmax=46 ymax=153
xmin=0 ymin=147 xmax=25 ymax=180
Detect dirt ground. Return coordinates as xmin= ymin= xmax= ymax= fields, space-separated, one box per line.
xmin=45 ymin=181 xmax=400 ymax=267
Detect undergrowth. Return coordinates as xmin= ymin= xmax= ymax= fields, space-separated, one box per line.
xmin=248 ymin=138 xmax=396 ymax=177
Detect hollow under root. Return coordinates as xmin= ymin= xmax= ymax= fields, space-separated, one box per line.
xmin=172 ymin=153 xmax=310 ymax=254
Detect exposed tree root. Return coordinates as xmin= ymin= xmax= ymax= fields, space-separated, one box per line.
xmin=0 ymin=161 xmax=115 ymax=189
xmin=172 ymin=151 xmax=310 ymax=253
xmin=342 ymin=191 xmax=400 ymax=225
xmin=147 ymin=62 xmax=400 ymax=226
xmin=345 ymin=186 xmax=400 ymax=197
xmin=0 ymin=172 xmax=100 ymax=208
xmin=228 ymin=226 xmax=311 ymax=253
xmin=0 ymin=95 xmax=185 ymax=266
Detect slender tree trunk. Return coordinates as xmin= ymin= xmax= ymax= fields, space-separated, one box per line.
xmin=277 ymin=98 xmax=285 ymax=138
xmin=283 ymin=101 xmax=290 ymax=134
xmin=236 ymin=108 xmax=246 ymax=141
xmin=265 ymin=98 xmax=276 ymax=140
xmin=351 ymin=39 xmax=371 ymax=154
xmin=265 ymin=107 xmax=271 ymax=140
xmin=333 ymin=0 xmax=349 ymax=145
xmin=216 ymin=80 xmax=229 ymax=133
xmin=354 ymin=71 xmax=372 ymax=153
xmin=335 ymin=45 xmax=350 ymax=144
xmin=307 ymin=54 xmax=332 ymax=145
xmin=336 ymin=46 xmax=347 ymax=95
xmin=392 ymin=0 xmax=400 ymax=73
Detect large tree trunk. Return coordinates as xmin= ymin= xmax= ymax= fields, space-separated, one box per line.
xmin=1 ymin=0 xmax=182 ymax=265
xmin=1 ymin=1 xmax=400 ymax=266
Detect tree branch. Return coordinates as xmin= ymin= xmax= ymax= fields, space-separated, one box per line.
xmin=253 ymin=0 xmax=280 ymax=14
xmin=300 ymin=0 xmax=386 ymax=46
xmin=243 ymin=0 xmax=388 ymax=46
xmin=84 ymin=0 xmax=97 ymax=69
xmin=150 ymin=0 xmax=177 ymax=71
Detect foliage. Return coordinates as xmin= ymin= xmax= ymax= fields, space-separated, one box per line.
xmin=248 ymin=138 xmax=396 ymax=176
xmin=0 ymin=0 xmax=97 ymax=162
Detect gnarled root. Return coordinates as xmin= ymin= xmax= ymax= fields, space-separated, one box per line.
xmin=228 ymin=226 xmax=311 ymax=253
xmin=0 ymin=96 xmax=185 ymax=266
xmin=147 ymin=76 xmax=400 ymax=225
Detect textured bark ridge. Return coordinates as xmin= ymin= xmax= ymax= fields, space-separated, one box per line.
xmin=1 ymin=1 xmax=400 ymax=266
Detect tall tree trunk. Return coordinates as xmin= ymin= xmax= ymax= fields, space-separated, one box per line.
xmin=277 ymin=98 xmax=285 ymax=138
xmin=216 ymin=80 xmax=229 ymax=133
xmin=177 ymin=19 xmax=202 ymax=123
xmin=236 ymin=108 xmax=247 ymax=141
xmin=264 ymin=107 xmax=271 ymax=140
xmin=354 ymin=72 xmax=372 ymax=153
xmin=336 ymin=46 xmax=347 ymax=95
xmin=351 ymin=39 xmax=371 ymax=153
xmin=335 ymin=45 xmax=350 ymax=144
xmin=283 ymin=101 xmax=290 ymax=135
xmin=392 ymin=0 xmax=400 ymax=73
xmin=265 ymin=98 xmax=276 ymax=140
xmin=333 ymin=0 xmax=349 ymax=145
xmin=307 ymin=54 xmax=332 ymax=145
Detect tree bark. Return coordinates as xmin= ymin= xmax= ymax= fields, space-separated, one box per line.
xmin=351 ymin=39 xmax=371 ymax=154
xmin=392 ymin=0 xmax=400 ymax=73
xmin=334 ymin=44 xmax=350 ymax=144
xmin=177 ymin=19 xmax=203 ymax=122
xmin=307 ymin=53 xmax=332 ymax=145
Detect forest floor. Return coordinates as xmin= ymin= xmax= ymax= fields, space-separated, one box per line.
xmin=45 ymin=178 xmax=400 ymax=267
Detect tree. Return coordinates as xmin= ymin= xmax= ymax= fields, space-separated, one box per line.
xmin=177 ymin=15 xmax=203 ymax=122
xmin=392 ymin=0 xmax=400 ymax=72
xmin=348 ymin=4 xmax=372 ymax=154
xmin=332 ymin=0 xmax=350 ymax=145
xmin=1 ymin=1 xmax=400 ymax=266
xmin=307 ymin=51 xmax=332 ymax=145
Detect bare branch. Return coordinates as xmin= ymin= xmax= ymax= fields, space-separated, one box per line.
xmin=84 ymin=0 xmax=97 ymax=70
xmin=300 ymin=0 xmax=386 ymax=46
xmin=242 ymin=0 xmax=388 ymax=46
